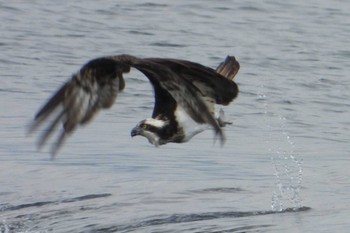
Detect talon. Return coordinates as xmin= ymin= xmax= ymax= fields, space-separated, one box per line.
xmin=217 ymin=108 xmax=233 ymax=127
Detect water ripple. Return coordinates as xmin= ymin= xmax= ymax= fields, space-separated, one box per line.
xmin=1 ymin=193 xmax=111 ymax=212
xmin=91 ymin=207 xmax=311 ymax=232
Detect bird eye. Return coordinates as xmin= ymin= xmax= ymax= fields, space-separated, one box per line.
xmin=143 ymin=124 xmax=148 ymax=129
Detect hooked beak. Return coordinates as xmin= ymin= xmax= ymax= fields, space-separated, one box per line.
xmin=130 ymin=126 xmax=160 ymax=147
xmin=131 ymin=127 xmax=142 ymax=137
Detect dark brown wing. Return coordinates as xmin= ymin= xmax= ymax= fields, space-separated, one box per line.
xmin=28 ymin=57 xmax=132 ymax=157
xmin=144 ymin=57 xmax=239 ymax=106
xmin=132 ymin=57 xmax=239 ymax=144
xmin=29 ymin=55 xmax=239 ymax=156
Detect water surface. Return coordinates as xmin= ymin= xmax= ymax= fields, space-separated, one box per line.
xmin=1 ymin=0 xmax=349 ymax=232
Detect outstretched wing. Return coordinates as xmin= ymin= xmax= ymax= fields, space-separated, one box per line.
xmin=132 ymin=59 xmax=231 ymax=143
xmin=134 ymin=56 xmax=239 ymax=129
xmin=29 ymin=54 xmax=239 ymax=157
xmin=28 ymin=56 xmax=131 ymax=156
xmin=144 ymin=56 xmax=239 ymax=106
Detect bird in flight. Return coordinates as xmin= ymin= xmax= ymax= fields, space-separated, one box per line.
xmin=29 ymin=54 xmax=240 ymax=157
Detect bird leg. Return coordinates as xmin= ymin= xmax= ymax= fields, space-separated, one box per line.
xmin=217 ymin=108 xmax=233 ymax=127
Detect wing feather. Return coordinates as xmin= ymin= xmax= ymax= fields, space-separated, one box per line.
xmin=145 ymin=57 xmax=239 ymax=105
xmin=216 ymin=56 xmax=240 ymax=81
xmin=29 ymin=55 xmax=239 ymax=156
xmin=132 ymin=60 xmax=225 ymax=143
xmin=29 ymin=57 xmax=131 ymax=157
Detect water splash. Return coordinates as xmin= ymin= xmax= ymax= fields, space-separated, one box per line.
xmin=270 ymin=120 xmax=303 ymax=211
xmin=258 ymin=86 xmax=303 ymax=211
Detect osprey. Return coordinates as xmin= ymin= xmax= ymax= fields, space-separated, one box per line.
xmin=29 ymin=54 xmax=240 ymax=156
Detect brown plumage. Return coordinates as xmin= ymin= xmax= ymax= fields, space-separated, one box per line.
xmin=28 ymin=54 xmax=240 ymax=157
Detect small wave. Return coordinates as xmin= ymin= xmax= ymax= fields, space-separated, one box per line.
xmin=149 ymin=42 xmax=187 ymax=48
xmin=91 ymin=206 xmax=311 ymax=232
xmin=0 ymin=193 xmax=111 ymax=212
xmin=128 ymin=30 xmax=154 ymax=36
xmin=190 ymin=187 xmax=244 ymax=194
xmin=61 ymin=193 xmax=112 ymax=203
xmin=136 ymin=3 xmax=168 ymax=8
xmin=238 ymin=6 xmax=266 ymax=12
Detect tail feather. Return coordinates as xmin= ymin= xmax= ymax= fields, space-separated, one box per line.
xmin=216 ymin=56 xmax=240 ymax=80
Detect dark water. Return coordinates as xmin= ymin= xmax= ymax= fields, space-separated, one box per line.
xmin=1 ymin=0 xmax=349 ymax=232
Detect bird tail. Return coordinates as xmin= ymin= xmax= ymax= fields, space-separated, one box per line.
xmin=216 ymin=56 xmax=240 ymax=80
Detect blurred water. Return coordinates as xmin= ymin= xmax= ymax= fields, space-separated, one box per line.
xmin=1 ymin=0 xmax=349 ymax=232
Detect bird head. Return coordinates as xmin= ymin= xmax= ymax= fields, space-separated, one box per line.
xmin=130 ymin=118 xmax=168 ymax=147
